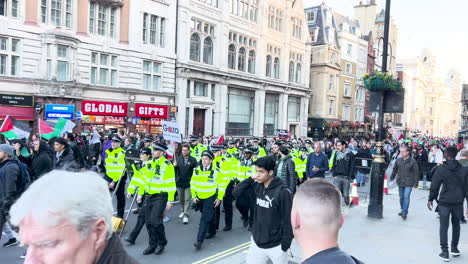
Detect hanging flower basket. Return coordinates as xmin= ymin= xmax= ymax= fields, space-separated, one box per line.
xmin=363 ymin=72 xmax=403 ymax=91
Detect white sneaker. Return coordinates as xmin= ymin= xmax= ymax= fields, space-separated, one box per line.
xmin=178 ymin=213 xmax=184 ymax=218
xmin=183 ymin=216 xmax=189 ymax=224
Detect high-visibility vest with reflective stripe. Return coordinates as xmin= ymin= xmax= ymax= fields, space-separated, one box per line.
xmin=258 ymin=147 xmax=267 ymax=158
xmin=227 ymin=147 xmax=238 ymax=156
xmin=236 ymin=158 xmax=256 ymax=182
xmin=224 ymin=153 xmax=238 ymax=182
xmin=140 ymin=156 xmax=176 ymax=201
xmin=105 ymin=148 xmax=126 ymax=182
xmin=190 ymin=166 xmax=224 ymax=200
xmin=329 ymin=151 xmax=336 ymax=169
xmin=127 ymin=162 xmax=151 ymax=195
xmin=294 ymin=156 xmax=307 ymax=179
xmin=214 ymin=154 xmax=235 ymax=194
xmin=190 ymin=143 xmax=207 ymax=162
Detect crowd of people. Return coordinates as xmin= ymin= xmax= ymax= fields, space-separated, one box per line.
xmin=0 ymin=130 xmax=467 ymax=263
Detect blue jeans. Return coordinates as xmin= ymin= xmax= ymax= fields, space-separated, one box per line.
xmin=356 ymin=172 xmax=368 ymax=184
xmin=398 ymin=187 xmax=413 ymax=215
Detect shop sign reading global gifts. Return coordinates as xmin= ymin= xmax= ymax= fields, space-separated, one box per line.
xmin=82 ymin=100 xmax=128 ymax=117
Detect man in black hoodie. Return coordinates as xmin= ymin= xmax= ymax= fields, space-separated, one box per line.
xmin=428 ymin=146 xmax=468 ymax=262
xmin=0 ymin=144 xmax=20 ymax=243
xmin=233 ymin=156 xmax=293 ymax=264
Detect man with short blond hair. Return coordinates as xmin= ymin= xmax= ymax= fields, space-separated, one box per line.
xmin=292 ymin=178 xmax=362 ymax=263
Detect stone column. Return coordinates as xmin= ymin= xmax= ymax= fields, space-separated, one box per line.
xmin=254 ymin=90 xmax=266 ymax=137
xmin=214 ymin=84 xmax=228 ymax=135
xmin=278 ymin=93 xmax=289 ymax=130
xmin=25 ymin=0 xmax=38 ymax=26
xmin=120 ymin=0 xmax=130 ymax=44
xmin=175 ymin=74 xmax=188 ymax=137
xmin=205 ymin=108 xmax=213 ymax=136
xmin=300 ymin=96 xmax=310 ymax=137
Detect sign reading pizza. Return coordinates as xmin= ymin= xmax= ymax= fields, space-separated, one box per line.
xmin=82 ymin=100 xmax=128 ymax=117
xmin=135 ymin=104 xmax=168 ymax=119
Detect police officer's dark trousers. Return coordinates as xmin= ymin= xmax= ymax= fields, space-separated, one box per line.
xmin=197 ymin=195 xmax=216 ymax=243
xmin=145 ymin=193 xmax=168 ymax=249
xmin=223 ymin=181 xmax=235 ymax=228
xmin=127 ymin=195 xmax=147 ymax=242
xmin=116 ymin=175 xmax=127 ymax=218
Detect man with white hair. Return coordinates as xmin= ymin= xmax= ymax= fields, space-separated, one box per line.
xmin=291 ymin=178 xmax=362 ymax=263
xmin=9 ymin=170 xmax=138 ymax=264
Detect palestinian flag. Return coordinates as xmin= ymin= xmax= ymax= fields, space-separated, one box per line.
xmin=41 ymin=118 xmax=76 ymax=140
xmin=0 ymin=115 xmax=32 ymax=140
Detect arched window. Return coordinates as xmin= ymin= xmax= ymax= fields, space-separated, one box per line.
xmin=288 ymin=61 xmax=295 ymax=82
xmin=248 ymin=50 xmax=256 ymax=73
xmin=190 ymin=34 xmax=201 ymax=62
xmin=295 ymin=63 xmax=302 ymax=83
xmin=203 ymin=37 xmax=213 ymax=64
xmin=228 ymin=44 xmax=236 ymax=69
xmin=238 ymin=47 xmax=246 ymax=71
xmin=266 ymin=55 xmax=272 ymax=77
xmin=273 ymin=57 xmax=280 ymax=78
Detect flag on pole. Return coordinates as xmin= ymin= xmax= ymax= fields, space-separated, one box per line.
xmin=215 ymin=135 xmax=224 ymax=145
xmin=0 ymin=115 xmax=32 ymax=140
xmin=41 ymin=118 xmax=76 ymax=140
xmin=39 ymin=119 xmax=54 ymax=135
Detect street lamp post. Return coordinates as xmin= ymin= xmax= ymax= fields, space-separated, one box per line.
xmin=368 ymin=0 xmax=392 ymax=219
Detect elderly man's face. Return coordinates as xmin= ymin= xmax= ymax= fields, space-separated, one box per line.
xmin=20 ymin=215 xmax=107 ymax=264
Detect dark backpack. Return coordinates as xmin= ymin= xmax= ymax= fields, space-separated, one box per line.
xmin=14 ymin=160 xmax=30 ymax=195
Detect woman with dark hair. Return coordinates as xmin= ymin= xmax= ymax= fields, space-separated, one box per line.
xmin=15 ymin=140 xmax=52 ymax=182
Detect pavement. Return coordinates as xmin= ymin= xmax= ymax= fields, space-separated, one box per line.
xmin=1 ymin=177 xmax=468 ymax=264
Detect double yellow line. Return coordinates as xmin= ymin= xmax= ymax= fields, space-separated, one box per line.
xmin=192 ymin=241 xmax=251 ymax=264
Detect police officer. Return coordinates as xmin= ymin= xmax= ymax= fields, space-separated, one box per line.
xmin=191 ymin=150 xmax=225 ymax=250
xmin=125 ymin=147 xmax=152 ymax=245
xmin=252 ymin=138 xmax=267 ymax=157
xmin=140 ymin=143 xmax=176 ymax=255
xmin=211 ymin=143 xmax=235 ymax=232
xmin=104 ymin=136 xmax=126 ymax=218
xmin=140 ymin=136 xmax=154 ymax=150
xmin=235 ymin=146 xmax=256 ymax=230
xmin=305 ymin=139 xmax=314 ymax=154
xmin=295 ymin=147 xmax=308 ymax=183
xmin=220 ymin=143 xmax=236 ymax=231
xmin=227 ymin=140 xmax=238 ymax=156
xmin=190 ymin=135 xmax=207 ymax=162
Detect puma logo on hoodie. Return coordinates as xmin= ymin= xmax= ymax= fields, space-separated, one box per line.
xmin=257 ymin=195 xmax=275 ymax=208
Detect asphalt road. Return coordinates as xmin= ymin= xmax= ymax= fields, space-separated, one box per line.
xmin=0 ymin=197 xmax=253 ymax=264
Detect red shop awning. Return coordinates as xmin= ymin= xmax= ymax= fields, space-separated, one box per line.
xmin=0 ymin=106 xmax=34 ymax=120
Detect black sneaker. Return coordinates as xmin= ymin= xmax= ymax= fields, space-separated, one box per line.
xmin=243 ymin=219 xmax=248 ymax=228
xmin=450 ymin=247 xmax=460 ymax=257
xmin=3 ymin=238 xmax=18 ymax=247
xmin=439 ymin=251 xmax=450 ymax=262
xmin=193 ymin=241 xmax=202 ymax=250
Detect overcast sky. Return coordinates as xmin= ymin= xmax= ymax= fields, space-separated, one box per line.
xmin=303 ymin=0 xmax=468 ymax=82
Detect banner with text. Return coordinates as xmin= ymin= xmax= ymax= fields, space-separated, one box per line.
xmin=162 ymin=121 xmax=181 ymax=143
